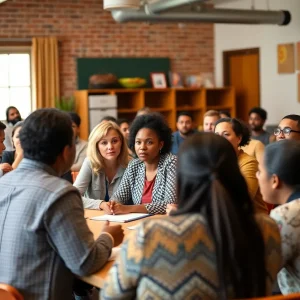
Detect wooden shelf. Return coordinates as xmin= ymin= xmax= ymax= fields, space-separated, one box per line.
xmin=207 ymin=105 xmax=232 ymax=110
xmin=174 ymin=87 xmax=202 ymax=91
xmin=176 ymin=106 xmax=202 ymax=111
xmin=151 ymin=108 xmax=173 ymax=112
xmin=118 ymin=108 xmax=138 ymax=113
xmin=84 ymin=89 xmax=113 ymax=94
xmin=74 ymin=87 xmax=235 ymax=139
xmin=206 ymin=87 xmax=231 ymax=91
xmin=111 ymin=89 xmax=143 ymax=93
xmin=143 ymin=88 xmax=171 ymax=92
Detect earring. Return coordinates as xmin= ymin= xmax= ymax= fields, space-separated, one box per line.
xmin=159 ymin=148 xmax=162 ymax=154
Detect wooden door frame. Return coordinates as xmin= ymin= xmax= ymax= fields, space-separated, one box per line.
xmin=223 ymin=47 xmax=261 ymax=105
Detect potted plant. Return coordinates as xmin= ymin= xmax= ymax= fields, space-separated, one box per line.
xmin=55 ymin=96 xmax=75 ymax=112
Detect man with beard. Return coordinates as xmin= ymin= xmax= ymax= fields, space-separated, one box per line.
xmin=171 ymin=112 xmax=196 ymax=155
xmin=4 ymin=106 xmax=22 ymax=151
xmin=248 ymin=107 xmax=275 ymax=145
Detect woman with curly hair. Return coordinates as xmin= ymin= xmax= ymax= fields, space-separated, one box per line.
xmin=215 ymin=118 xmax=268 ymax=214
xmin=74 ymin=121 xmax=129 ymax=211
xmin=109 ymin=113 xmax=177 ymax=215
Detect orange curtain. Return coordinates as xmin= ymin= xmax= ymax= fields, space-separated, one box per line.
xmin=31 ymin=37 xmax=60 ymax=109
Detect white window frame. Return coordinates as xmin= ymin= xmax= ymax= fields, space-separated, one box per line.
xmin=0 ymin=46 xmax=33 ymax=121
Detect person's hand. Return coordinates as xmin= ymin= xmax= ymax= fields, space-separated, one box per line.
xmin=166 ymin=204 xmax=178 ymax=215
xmin=100 ymin=201 xmax=113 ymax=214
xmin=102 ymin=221 xmax=124 ymax=247
xmin=15 ymin=144 xmax=23 ymax=155
xmin=0 ymin=163 xmax=13 ymax=174
xmin=110 ymin=201 xmax=130 ymax=215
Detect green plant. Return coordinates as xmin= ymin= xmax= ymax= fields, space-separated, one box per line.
xmin=55 ymin=96 xmax=75 ymax=112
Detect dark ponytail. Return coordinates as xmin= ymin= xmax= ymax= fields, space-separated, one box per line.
xmin=174 ymin=133 xmax=266 ymax=299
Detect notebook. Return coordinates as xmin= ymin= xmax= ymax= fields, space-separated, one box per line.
xmin=108 ymin=247 xmax=121 ymax=261
xmin=90 ymin=213 xmax=150 ymax=223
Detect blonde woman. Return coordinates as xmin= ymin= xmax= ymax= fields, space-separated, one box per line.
xmin=74 ymin=121 xmax=129 ymax=212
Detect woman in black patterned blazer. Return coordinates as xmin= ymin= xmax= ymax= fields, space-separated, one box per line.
xmin=109 ymin=113 xmax=177 ymax=215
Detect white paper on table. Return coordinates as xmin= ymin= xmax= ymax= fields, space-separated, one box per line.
xmin=108 ymin=247 xmax=121 ymax=261
xmin=90 ymin=213 xmax=150 ymax=223
xmin=127 ymin=224 xmax=140 ymax=230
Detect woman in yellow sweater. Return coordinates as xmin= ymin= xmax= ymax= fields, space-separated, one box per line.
xmin=215 ymin=118 xmax=268 ymax=214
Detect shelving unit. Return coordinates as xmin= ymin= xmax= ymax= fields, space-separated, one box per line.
xmin=74 ymin=87 xmax=235 ymax=140
xmin=205 ymin=87 xmax=235 ymax=116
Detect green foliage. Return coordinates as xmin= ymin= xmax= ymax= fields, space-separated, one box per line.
xmin=55 ymin=96 xmax=75 ymax=112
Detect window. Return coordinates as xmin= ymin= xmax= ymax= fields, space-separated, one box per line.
xmin=0 ymin=49 xmax=32 ymax=121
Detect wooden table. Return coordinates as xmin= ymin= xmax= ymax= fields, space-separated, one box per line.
xmin=80 ymin=210 xmax=157 ymax=288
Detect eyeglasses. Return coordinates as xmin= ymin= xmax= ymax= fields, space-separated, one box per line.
xmin=274 ymin=127 xmax=300 ymax=136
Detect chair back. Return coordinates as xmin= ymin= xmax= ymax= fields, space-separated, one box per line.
xmin=246 ymin=293 xmax=300 ymax=300
xmin=0 ymin=284 xmax=23 ymax=300
xmin=72 ymin=171 xmax=79 ymax=182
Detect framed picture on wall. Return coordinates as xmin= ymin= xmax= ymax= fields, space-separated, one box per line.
xmin=168 ymin=72 xmax=183 ymax=87
xmin=278 ymin=43 xmax=295 ymax=74
xmin=150 ymin=73 xmax=167 ymax=89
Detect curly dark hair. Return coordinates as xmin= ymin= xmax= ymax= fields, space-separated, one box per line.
xmin=215 ymin=118 xmax=251 ymax=147
xmin=248 ymin=107 xmax=267 ymax=120
xmin=129 ymin=113 xmax=172 ymax=155
xmin=19 ymin=108 xmax=73 ymax=165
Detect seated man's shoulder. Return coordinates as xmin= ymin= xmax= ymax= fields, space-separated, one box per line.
xmin=3 ymin=168 xmax=74 ymax=192
xmin=172 ymin=131 xmax=179 ymax=137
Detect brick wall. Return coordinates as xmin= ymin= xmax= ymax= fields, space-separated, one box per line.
xmin=0 ymin=0 xmax=214 ymax=96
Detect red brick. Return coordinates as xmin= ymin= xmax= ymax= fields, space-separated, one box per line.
xmin=0 ymin=0 xmax=214 ymax=96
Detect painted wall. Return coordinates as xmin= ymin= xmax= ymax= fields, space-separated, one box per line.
xmin=215 ymin=0 xmax=300 ymax=125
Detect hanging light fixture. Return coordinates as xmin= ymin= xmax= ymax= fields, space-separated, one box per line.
xmin=103 ymin=0 xmax=140 ymax=11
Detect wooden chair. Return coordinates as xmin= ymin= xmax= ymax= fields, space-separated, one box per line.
xmin=0 ymin=284 xmax=23 ymax=300
xmin=72 ymin=171 xmax=79 ymax=182
xmin=246 ymin=293 xmax=300 ymax=300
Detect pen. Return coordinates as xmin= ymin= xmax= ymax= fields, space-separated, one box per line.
xmin=109 ymin=200 xmax=115 ymax=215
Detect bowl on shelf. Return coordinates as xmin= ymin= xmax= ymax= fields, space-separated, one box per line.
xmin=119 ymin=78 xmax=146 ymax=88
xmin=89 ymin=73 xmax=118 ymax=89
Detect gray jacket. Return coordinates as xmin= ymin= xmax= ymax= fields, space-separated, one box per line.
xmin=0 ymin=159 xmax=113 ymax=300
xmin=74 ymin=157 xmax=126 ymax=209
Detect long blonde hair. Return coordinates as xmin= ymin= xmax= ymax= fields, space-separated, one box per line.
xmin=87 ymin=121 xmax=129 ymax=174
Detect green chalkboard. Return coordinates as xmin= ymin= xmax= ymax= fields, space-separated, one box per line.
xmin=77 ymin=57 xmax=170 ymax=89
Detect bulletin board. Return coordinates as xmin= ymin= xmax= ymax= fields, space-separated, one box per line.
xmin=77 ymin=57 xmax=171 ymax=89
